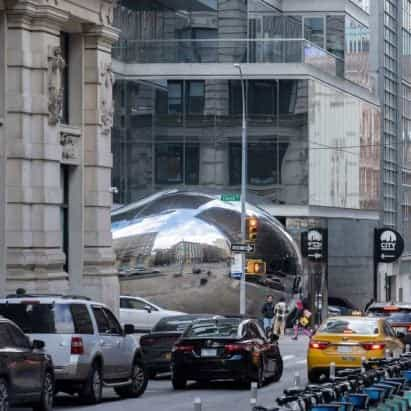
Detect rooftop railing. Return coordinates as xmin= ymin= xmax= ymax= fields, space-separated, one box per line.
xmin=112 ymin=38 xmax=344 ymax=78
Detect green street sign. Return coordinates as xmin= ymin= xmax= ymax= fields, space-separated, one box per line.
xmin=221 ymin=193 xmax=241 ymax=202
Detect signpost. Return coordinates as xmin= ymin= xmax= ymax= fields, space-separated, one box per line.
xmin=301 ymin=229 xmax=328 ymax=262
xmin=231 ymin=243 xmax=255 ymax=253
xmin=373 ymin=228 xmax=405 ymax=299
xmin=374 ymin=228 xmax=404 ymax=263
xmin=221 ymin=193 xmax=240 ymax=202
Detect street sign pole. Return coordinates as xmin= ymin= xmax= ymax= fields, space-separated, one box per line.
xmin=234 ymin=63 xmax=247 ymax=316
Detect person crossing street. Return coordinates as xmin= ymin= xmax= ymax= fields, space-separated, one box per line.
xmin=261 ymin=295 xmax=275 ymax=335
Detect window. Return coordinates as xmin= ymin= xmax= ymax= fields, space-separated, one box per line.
xmin=168 ymin=81 xmax=183 ymax=114
xmin=155 ymin=143 xmax=199 ymax=185
xmin=54 ymin=304 xmax=75 ymax=334
xmin=102 ymin=308 xmax=123 ymax=335
xmin=186 ymin=81 xmax=204 ymax=114
xmin=92 ymin=307 xmax=110 ymax=334
xmin=70 ymin=304 xmax=94 ymax=334
xmin=0 ymin=303 xmax=55 ymax=334
xmin=61 ymin=166 xmax=70 ymax=273
xmin=229 ymin=143 xmax=289 ymax=186
xmin=7 ymin=324 xmax=30 ymax=348
xmin=0 ymin=324 xmax=14 ymax=348
xmin=304 ymin=17 xmax=325 ymax=49
xmin=120 ymin=298 xmax=148 ymax=310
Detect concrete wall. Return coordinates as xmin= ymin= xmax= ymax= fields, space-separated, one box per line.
xmin=327 ymin=218 xmax=378 ymax=308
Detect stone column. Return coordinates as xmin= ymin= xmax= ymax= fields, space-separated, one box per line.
xmin=82 ymin=24 xmax=119 ymax=310
xmin=0 ymin=9 xmax=6 ymax=295
xmin=5 ymin=2 xmax=69 ymax=294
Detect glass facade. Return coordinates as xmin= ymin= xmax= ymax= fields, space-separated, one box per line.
xmin=112 ymin=78 xmax=380 ymax=210
xmin=112 ymin=78 xmax=309 ymax=205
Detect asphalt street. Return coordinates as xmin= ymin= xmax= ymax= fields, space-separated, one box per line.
xmin=51 ymin=336 xmax=309 ymax=411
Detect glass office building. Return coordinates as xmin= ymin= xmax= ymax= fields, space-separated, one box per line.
xmin=111 ymin=0 xmax=381 ymax=308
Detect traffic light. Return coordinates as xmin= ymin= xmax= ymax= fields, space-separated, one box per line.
xmin=246 ymin=217 xmax=259 ymax=242
xmin=246 ymin=259 xmax=266 ymax=275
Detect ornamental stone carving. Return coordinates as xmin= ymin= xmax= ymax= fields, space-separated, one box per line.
xmin=60 ymin=126 xmax=81 ymax=165
xmin=100 ymin=62 xmax=114 ymax=136
xmin=48 ymin=46 xmax=66 ymax=125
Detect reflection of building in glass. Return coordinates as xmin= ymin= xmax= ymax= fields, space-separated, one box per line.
xmin=111 ymin=0 xmax=382 ymax=309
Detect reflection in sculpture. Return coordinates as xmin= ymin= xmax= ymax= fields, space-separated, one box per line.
xmin=111 ymin=190 xmax=303 ymax=316
xmin=48 ymin=46 xmax=65 ymax=125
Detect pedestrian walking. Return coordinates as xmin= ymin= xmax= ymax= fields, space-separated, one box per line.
xmin=261 ymin=295 xmax=275 ymax=335
xmin=273 ymin=297 xmax=288 ymax=336
xmin=292 ymin=300 xmax=312 ymax=340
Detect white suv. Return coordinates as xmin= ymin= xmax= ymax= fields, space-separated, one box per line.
xmin=120 ymin=296 xmax=184 ymax=332
xmin=0 ymin=294 xmax=148 ymax=404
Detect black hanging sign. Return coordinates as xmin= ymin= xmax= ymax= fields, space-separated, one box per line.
xmin=374 ymin=228 xmax=404 ymax=263
xmin=301 ymin=229 xmax=328 ymax=262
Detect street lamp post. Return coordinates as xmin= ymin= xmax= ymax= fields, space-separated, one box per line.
xmin=234 ymin=63 xmax=247 ymax=316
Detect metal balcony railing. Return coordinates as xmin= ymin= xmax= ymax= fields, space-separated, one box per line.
xmin=112 ymin=39 xmax=344 ymax=78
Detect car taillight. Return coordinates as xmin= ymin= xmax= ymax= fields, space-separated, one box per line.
xmin=172 ymin=344 xmax=194 ymax=353
xmin=71 ymin=337 xmax=84 ymax=355
xmin=309 ymin=341 xmax=329 ymax=350
xmin=224 ymin=343 xmax=250 ymax=353
xmin=361 ymin=342 xmax=385 ymax=351
xmin=407 ymin=326 xmax=411 ymax=332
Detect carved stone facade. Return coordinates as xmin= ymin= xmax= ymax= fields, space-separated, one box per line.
xmin=0 ymin=0 xmax=119 ymax=310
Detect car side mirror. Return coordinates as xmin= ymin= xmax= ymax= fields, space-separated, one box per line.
xmin=32 ymin=339 xmax=45 ymax=350
xmin=124 ymin=324 xmax=136 ymax=335
xmin=270 ymin=334 xmax=279 ymax=343
xmin=396 ymin=330 xmax=405 ymax=338
xmin=144 ymin=305 xmax=152 ymax=313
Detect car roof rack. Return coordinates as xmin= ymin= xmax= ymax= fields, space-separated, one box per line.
xmin=5 ymin=293 xmax=91 ymax=301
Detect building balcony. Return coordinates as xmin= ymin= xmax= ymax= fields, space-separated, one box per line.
xmin=112 ymin=38 xmax=344 ymax=79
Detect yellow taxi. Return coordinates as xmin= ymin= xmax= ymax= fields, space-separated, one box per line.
xmin=307 ymin=316 xmax=403 ymax=382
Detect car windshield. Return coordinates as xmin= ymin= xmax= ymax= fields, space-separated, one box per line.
xmin=319 ymin=318 xmax=378 ymax=335
xmin=0 ymin=303 xmax=75 ymax=334
xmin=185 ymin=319 xmax=240 ymax=338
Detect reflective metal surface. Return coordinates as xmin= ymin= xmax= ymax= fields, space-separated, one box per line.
xmin=111 ymin=190 xmax=302 ymax=315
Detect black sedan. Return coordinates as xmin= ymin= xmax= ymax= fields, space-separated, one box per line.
xmin=0 ymin=317 xmax=54 ymax=411
xmin=140 ymin=314 xmax=221 ymax=378
xmin=170 ymin=317 xmax=283 ymax=389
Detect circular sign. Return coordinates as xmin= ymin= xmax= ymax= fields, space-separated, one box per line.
xmin=375 ymin=228 xmax=404 ymax=263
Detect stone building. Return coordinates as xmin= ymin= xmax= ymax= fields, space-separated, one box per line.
xmin=0 ymin=0 xmax=119 ymax=309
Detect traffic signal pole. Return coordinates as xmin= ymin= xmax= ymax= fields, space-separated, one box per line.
xmin=234 ymin=63 xmax=247 ymax=316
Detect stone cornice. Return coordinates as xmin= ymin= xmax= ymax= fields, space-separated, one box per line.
xmin=83 ymin=23 xmax=120 ymax=46
xmin=6 ymin=1 xmax=69 ymax=32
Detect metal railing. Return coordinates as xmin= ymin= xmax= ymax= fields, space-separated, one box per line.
xmin=112 ymin=38 xmax=344 ymax=78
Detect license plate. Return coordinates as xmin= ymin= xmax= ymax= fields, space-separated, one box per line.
xmin=338 ymin=346 xmax=352 ymax=354
xmin=164 ymin=352 xmax=171 ymax=361
xmin=201 ymin=349 xmax=217 ymax=357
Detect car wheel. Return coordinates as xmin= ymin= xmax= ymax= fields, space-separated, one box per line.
xmin=115 ymin=360 xmax=148 ymax=398
xmin=171 ymin=372 xmax=187 ymax=390
xmin=33 ymin=371 xmax=54 ymax=411
xmin=81 ymin=363 xmax=103 ymax=404
xmin=272 ymin=355 xmax=283 ymax=382
xmin=0 ymin=379 xmax=9 ymax=411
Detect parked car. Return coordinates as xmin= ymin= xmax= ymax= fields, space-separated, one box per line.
xmin=366 ymin=302 xmax=411 ymax=345
xmin=0 ymin=317 xmax=54 ymax=411
xmin=0 ymin=294 xmax=148 ymax=404
xmin=120 ymin=296 xmax=184 ymax=332
xmin=171 ymin=317 xmax=283 ymax=389
xmin=307 ymin=315 xmax=404 ymax=382
xmin=140 ymin=314 xmax=222 ymax=379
